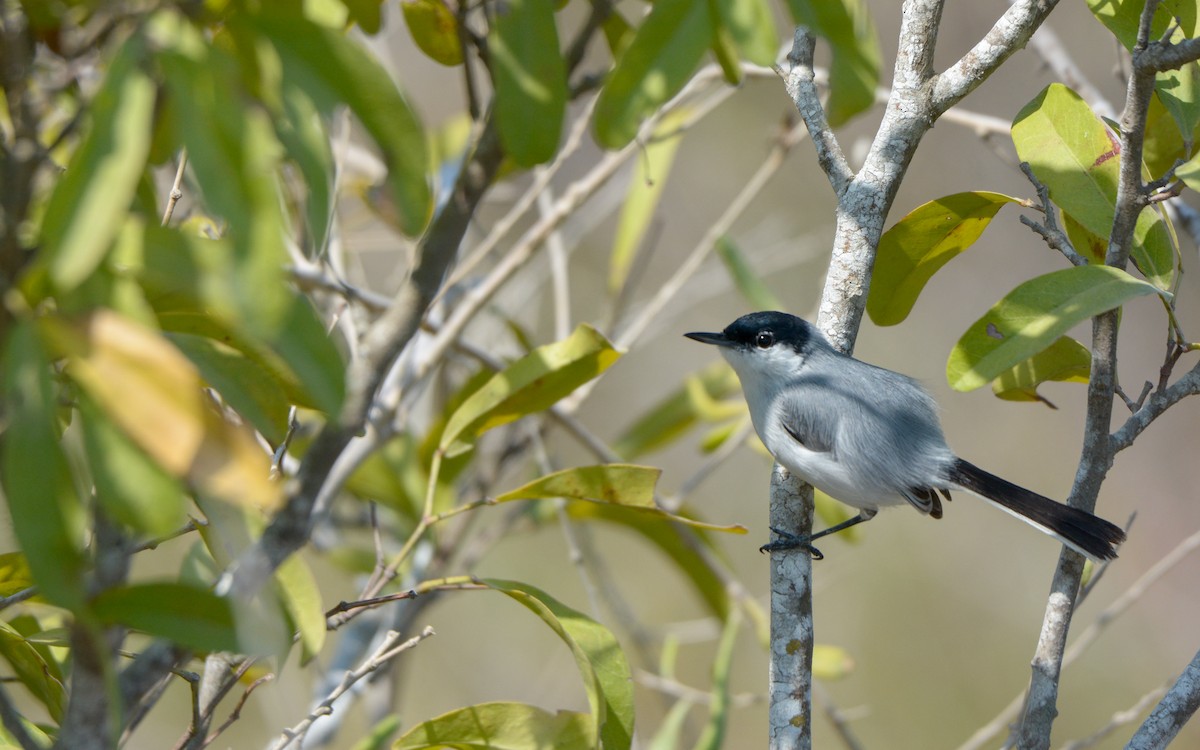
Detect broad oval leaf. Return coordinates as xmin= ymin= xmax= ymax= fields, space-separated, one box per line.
xmin=1012 ymin=83 xmax=1174 ymax=288
xmin=868 ymin=192 xmax=1019 ymax=326
xmin=393 ymin=702 xmax=594 ymax=749
xmin=710 ymin=0 xmax=777 ymax=68
xmin=492 ymin=464 xmax=746 ymax=533
xmin=42 ymin=36 xmax=155 ymax=292
xmin=401 ymin=0 xmax=463 ymax=66
xmin=785 ymin=0 xmax=881 ymax=126
xmin=991 ymin=335 xmax=1091 ymax=405
xmin=1176 ymin=147 xmax=1200 ymax=192
xmin=1 ymin=323 xmax=86 ymax=610
xmin=439 ymin=324 xmax=620 ymax=456
xmin=90 ymin=582 xmax=240 ymax=653
xmin=593 ymin=0 xmax=711 ymax=149
xmin=490 ymin=0 xmax=567 ymax=166
xmin=947 ymin=265 xmax=1163 ymax=391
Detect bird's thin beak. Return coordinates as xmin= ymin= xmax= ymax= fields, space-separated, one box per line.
xmin=684 ymin=331 xmax=732 ymax=347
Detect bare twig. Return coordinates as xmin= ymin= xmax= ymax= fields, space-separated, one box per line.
xmin=161 ymin=148 xmax=188 ymax=226
xmin=270 ymin=627 xmax=435 ymax=750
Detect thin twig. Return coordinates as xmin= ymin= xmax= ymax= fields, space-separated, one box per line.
xmin=270 ymin=628 xmax=435 ymax=750
xmin=160 ymin=148 xmax=188 ymax=227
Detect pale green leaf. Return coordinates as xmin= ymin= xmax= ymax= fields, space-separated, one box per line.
xmin=275 ymin=553 xmax=326 ymax=663
xmin=693 ymin=609 xmax=740 ymax=750
xmin=716 ymin=236 xmax=782 ymax=310
xmin=947 ymin=266 xmax=1163 ymax=391
xmin=1012 ymin=83 xmax=1174 ymax=288
xmin=490 ymin=0 xmax=567 ymax=166
xmin=785 ymin=0 xmax=881 ymax=125
xmin=868 ymin=192 xmax=1019 ymax=326
xmin=0 ymin=621 xmax=65 ymax=722
xmin=351 ymin=715 xmax=401 ymax=750
xmin=393 ymin=702 xmax=594 ymax=749
xmin=991 ymin=336 xmax=1091 ymax=405
xmin=42 ymin=36 xmax=155 ymax=292
xmin=1176 ymin=146 xmax=1200 ymax=191
xmin=90 ymin=582 xmax=240 ymax=653
xmin=610 ymin=108 xmax=688 ymax=293
xmin=439 ymin=324 xmax=620 ymax=455
xmin=710 ymin=0 xmax=777 ymax=67
xmin=593 ymin=0 xmax=711 ymax=149
xmin=1 ymin=323 xmax=86 ymax=610
xmin=812 ymin=644 xmax=855 ymax=680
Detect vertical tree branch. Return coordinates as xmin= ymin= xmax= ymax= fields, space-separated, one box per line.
xmin=768 ymin=466 xmax=814 ymax=750
xmin=1015 ymin=2 xmax=1161 ymax=747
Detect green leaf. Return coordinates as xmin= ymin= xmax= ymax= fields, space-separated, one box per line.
xmin=78 ymin=397 xmax=188 ymax=538
xmin=1087 ymin=0 xmax=1200 ymax=138
xmin=393 ymin=702 xmax=594 ymax=749
xmin=715 ymin=236 xmax=783 ymax=310
xmin=610 ymin=108 xmax=688 ymax=293
xmin=275 ymin=81 xmax=335 ymax=253
xmin=490 ymin=0 xmax=567 ymax=166
xmin=785 ymin=0 xmax=881 ymax=126
xmin=594 ymin=0 xmax=711 ymax=149
xmin=246 ymin=13 xmax=431 ymax=236
xmin=1061 ymin=211 xmax=1108 ymax=265
xmin=867 ymin=192 xmax=1019 ymax=326
xmin=140 ymin=225 xmax=346 ymax=415
xmin=42 ymin=35 xmax=155 ymax=292
xmin=991 ymin=336 xmax=1091 ymax=405
xmin=1 ymin=323 xmax=85 ymax=610
xmin=648 ymin=700 xmax=692 ymax=750
xmin=0 ymin=621 xmax=66 ymax=722
xmin=89 ymin=582 xmax=240 ymax=653
xmin=439 ymin=324 xmax=621 ymax=456
xmin=351 ymin=715 xmax=401 ymax=750
xmin=812 ymin=644 xmax=855 ymax=680
xmin=1144 ymin=91 xmax=1191 ymax=181
xmin=166 ymin=333 xmax=293 ymax=444
xmin=613 ymin=363 xmax=740 ymax=458
xmin=693 ymin=609 xmax=740 ymax=750
xmin=1012 ymin=83 xmax=1175 ymax=289
xmin=275 ymin=551 xmax=326 ymax=663
xmin=479 ymin=580 xmax=634 ymax=750
xmin=564 ymin=502 xmax=733 ymax=621
xmin=401 ymin=0 xmax=463 ymax=65
xmin=339 ymin=0 xmax=383 ymax=33
xmin=0 ymin=554 xmax=34 ymax=597
xmin=1176 ymin=146 xmax=1200 ymax=191
xmin=710 ymin=0 xmax=777 ymax=68
xmin=492 ymin=465 xmax=746 ymax=533
xmin=947 ymin=265 xmax=1163 ymax=391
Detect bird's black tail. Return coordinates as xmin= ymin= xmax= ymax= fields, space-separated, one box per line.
xmin=947 ymin=459 xmax=1126 ymax=561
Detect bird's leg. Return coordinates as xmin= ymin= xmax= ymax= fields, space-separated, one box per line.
xmin=760 ymin=513 xmax=874 ymax=560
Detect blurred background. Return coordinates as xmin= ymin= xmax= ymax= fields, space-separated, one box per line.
xmin=115 ymin=0 xmax=1200 ymax=747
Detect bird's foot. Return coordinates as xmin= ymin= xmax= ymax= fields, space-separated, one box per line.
xmin=759 ymin=526 xmax=824 ymax=560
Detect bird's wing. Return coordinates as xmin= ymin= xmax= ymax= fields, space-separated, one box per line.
xmin=776 ymin=387 xmax=838 ymax=455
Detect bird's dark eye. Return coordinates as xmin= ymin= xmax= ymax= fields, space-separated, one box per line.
xmin=755 ymin=331 xmax=775 ymax=348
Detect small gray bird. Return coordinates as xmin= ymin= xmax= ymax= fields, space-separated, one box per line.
xmin=686 ymin=311 xmax=1126 ymax=561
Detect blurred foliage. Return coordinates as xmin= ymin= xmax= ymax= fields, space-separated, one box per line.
xmin=0 ymin=0 xmax=1194 ymax=747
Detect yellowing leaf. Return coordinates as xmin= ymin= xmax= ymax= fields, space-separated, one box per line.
xmin=401 ymin=0 xmax=463 ymax=66
xmin=439 ymin=324 xmax=620 ymax=456
xmin=992 ymin=336 xmax=1091 ymax=405
xmin=813 ymin=644 xmax=855 ymax=680
xmin=43 ymin=311 xmax=281 ymax=510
